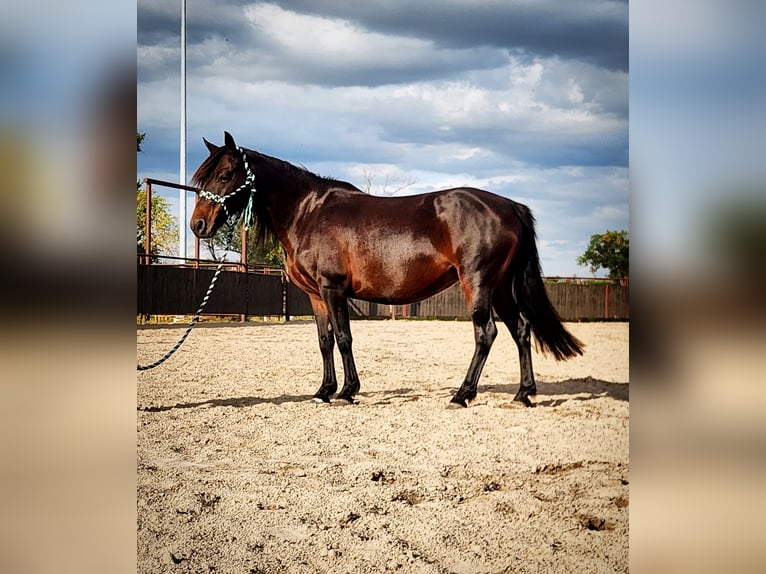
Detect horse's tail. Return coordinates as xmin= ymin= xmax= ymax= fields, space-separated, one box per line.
xmin=509 ymin=202 xmax=584 ymax=360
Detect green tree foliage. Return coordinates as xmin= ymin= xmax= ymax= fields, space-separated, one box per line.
xmin=577 ymin=230 xmax=629 ymax=278
xmin=137 ymin=188 xmax=179 ymax=257
xmin=137 ymin=132 xmax=178 ymax=258
xmin=203 ymin=220 xmax=285 ymax=268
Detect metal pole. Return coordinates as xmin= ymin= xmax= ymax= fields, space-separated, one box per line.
xmin=179 ymin=0 xmax=187 ymax=261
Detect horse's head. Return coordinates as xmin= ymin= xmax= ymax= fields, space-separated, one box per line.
xmin=190 ymin=131 xmax=252 ymax=238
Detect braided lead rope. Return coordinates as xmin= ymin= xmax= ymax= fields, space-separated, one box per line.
xmin=137 ymin=223 xmax=236 ymax=371
xmin=137 ymin=148 xmax=257 ymax=372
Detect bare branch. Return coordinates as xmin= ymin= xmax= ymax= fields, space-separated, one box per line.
xmin=360 ymin=169 xmax=418 ymax=197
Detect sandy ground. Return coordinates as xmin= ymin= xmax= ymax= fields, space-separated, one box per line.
xmin=137 ymin=320 xmax=628 ymax=574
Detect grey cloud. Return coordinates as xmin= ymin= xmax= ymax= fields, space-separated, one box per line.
xmin=139 ymin=1 xmax=510 ymax=88
xmin=138 ymin=1 xmax=256 ymax=50
xmin=272 ymin=0 xmax=628 ymax=71
xmin=139 ymin=1 xmax=627 ymax=85
xmin=218 ymin=48 xmax=508 ymax=88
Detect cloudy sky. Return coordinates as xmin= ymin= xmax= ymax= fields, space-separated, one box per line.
xmin=138 ymin=0 xmax=629 ymax=275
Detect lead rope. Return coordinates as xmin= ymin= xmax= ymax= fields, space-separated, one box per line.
xmin=138 ymin=150 xmax=256 ymax=371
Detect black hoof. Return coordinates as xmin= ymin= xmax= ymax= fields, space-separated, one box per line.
xmin=335 ymin=396 xmax=355 ymax=405
xmin=313 ymin=383 xmax=337 ymax=404
xmin=449 ymin=388 xmax=475 ymax=408
xmin=337 ymin=384 xmax=359 ymax=404
xmin=336 ymin=388 xmax=358 ymax=404
xmin=447 ymin=398 xmax=467 ymax=409
xmin=513 ymin=387 xmax=537 ymax=407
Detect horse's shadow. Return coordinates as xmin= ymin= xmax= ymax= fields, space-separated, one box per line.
xmin=361 ymin=377 xmax=628 ymax=406
xmin=138 ymin=377 xmax=626 ymax=412
xmin=480 ymin=377 xmax=629 ymax=405
xmin=138 ymin=394 xmax=316 ymax=412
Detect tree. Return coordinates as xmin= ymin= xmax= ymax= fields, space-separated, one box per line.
xmin=137 ymin=132 xmax=178 ymax=258
xmin=360 ymin=169 xmax=417 ymax=196
xmin=577 ymin=230 xmax=629 ymax=278
xmin=137 ymin=189 xmax=179 ymax=258
xmin=203 ymin=220 xmax=285 ymax=268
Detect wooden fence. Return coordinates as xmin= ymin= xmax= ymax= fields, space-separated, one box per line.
xmin=346 ymin=282 xmax=628 ymax=321
xmin=138 ymin=265 xmax=285 ymax=317
xmin=138 ymin=264 xmax=628 ymax=321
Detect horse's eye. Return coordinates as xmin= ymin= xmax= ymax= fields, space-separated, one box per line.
xmin=219 ymin=173 xmax=231 ymax=182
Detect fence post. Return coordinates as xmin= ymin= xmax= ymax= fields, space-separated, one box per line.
xmin=241 ymin=224 xmax=248 ymax=272
xmin=604 ymin=283 xmax=610 ymax=319
xmin=239 ymin=226 xmax=248 ymax=323
xmin=283 ymin=274 xmax=291 ymax=321
xmin=144 ymin=179 xmax=152 ymax=265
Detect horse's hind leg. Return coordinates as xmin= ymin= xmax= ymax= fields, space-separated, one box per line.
xmin=320 ymin=286 xmax=361 ymax=403
xmin=310 ymin=297 xmax=338 ymax=403
xmin=492 ymin=287 xmax=536 ymax=406
xmin=450 ymin=287 xmax=498 ymax=408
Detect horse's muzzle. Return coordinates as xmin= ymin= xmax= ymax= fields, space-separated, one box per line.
xmin=190 ymin=216 xmax=215 ymax=238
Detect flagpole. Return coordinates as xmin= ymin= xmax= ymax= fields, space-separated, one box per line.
xmin=179 ymin=0 xmax=187 ymax=260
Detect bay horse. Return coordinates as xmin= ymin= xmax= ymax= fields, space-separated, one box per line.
xmin=190 ymin=132 xmax=583 ymax=407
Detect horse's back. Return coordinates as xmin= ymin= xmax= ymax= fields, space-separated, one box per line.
xmin=324 ymin=186 xmax=522 ymax=229
xmin=287 ymin=185 xmax=525 ymax=303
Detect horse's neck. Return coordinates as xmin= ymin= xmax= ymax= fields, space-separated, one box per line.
xmin=250 ymin=153 xmax=320 ymax=234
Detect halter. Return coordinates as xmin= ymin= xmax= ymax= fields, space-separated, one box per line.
xmin=198 ymin=146 xmax=257 ymax=230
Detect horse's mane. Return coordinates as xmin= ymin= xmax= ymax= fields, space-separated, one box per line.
xmin=255 ymin=151 xmax=363 ymax=194
xmin=192 ymin=144 xmax=361 ymax=194
xmin=191 ymin=145 xmax=361 ymax=254
xmin=190 ymin=146 xmax=226 ymax=189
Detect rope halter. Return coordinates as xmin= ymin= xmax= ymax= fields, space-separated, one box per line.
xmin=197 ymin=146 xmax=257 ymax=230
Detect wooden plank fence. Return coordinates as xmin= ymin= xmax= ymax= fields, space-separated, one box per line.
xmin=346 ymin=282 xmax=628 ymax=321
xmin=138 ymin=264 xmax=628 ymax=321
xmin=138 ymin=265 xmax=284 ymax=317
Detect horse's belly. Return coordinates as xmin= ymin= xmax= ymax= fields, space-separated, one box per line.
xmin=351 ymin=261 xmax=458 ymax=304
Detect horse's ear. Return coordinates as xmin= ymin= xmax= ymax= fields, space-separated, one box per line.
xmin=223 ymin=131 xmax=236 ymax=150
xmin=203 ymin=138 xmax=217 ymax=153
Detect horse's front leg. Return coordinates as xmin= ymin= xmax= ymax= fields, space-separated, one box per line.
xmin=320 ymin=286 xmax=361 ymax=404
xmin=310 ymin=297 xmax=337 ymax=403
